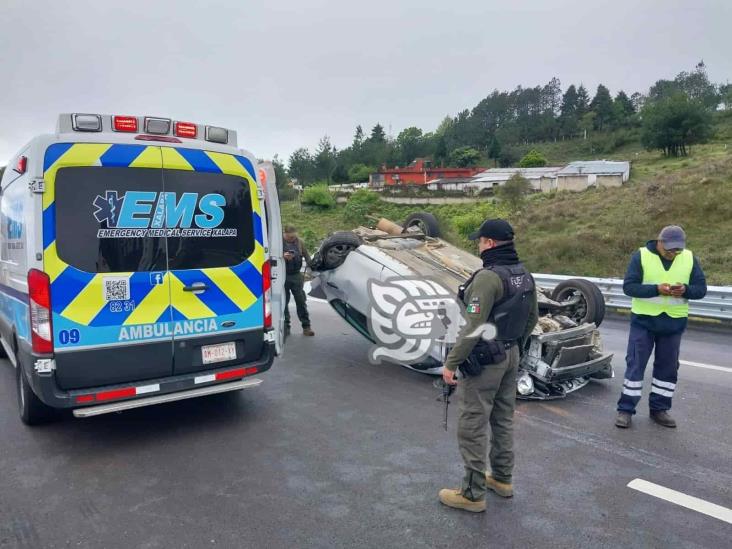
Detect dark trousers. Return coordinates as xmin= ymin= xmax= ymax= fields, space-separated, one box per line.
xmin=617 ymin=323 xmax=682 ymax=414
xmin=458 ymin=345 xmax=519 ymax=500
xmin=284 ymin=272 xmax=310 ymax=329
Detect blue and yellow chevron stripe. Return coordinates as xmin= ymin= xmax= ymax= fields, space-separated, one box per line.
xmin=43 ymin=143 xmax=265 ymax=349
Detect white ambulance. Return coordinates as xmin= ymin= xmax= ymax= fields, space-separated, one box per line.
xmin=0 ymin=114 xmax=285 ymax=425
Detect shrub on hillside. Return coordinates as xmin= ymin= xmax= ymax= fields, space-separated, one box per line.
xmin=496 ymin=173 xmax=532 ymax=210
xmin=343 ymin=189 xmax=382 ymax=224
xmin=518 ymin=149 xmax=548 ymax=168
xmin=302 ymin=184 xmax=336 ymax=209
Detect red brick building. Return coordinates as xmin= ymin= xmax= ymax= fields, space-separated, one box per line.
xmin=372 ymin=158 xmax=485 ymax=186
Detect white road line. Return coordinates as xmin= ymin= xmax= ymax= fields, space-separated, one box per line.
xmin=680 ymin=359 xmax=731 ymax=373
xmin=627 ymin=479 xmax=732 ymax=525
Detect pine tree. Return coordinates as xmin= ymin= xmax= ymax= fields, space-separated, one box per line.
xmin=590 ymin=84 xmax=615 ymax=130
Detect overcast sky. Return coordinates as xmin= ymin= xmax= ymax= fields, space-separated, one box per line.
xmin=1 ymin=0 xmax=730 ymax=164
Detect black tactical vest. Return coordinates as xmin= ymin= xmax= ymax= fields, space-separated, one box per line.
xmin=459 ymin=263 xmax=535 ymax=341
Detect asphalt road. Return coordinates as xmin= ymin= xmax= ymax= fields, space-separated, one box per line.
xmin=1 ymin=302 xmax=731 ymax=548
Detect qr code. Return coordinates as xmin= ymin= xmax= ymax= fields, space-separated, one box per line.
xmin=103 ymin=277 xmax=130 ymax=302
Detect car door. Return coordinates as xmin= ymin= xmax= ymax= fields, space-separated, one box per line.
xmin=258 ymin=161 xmax=285 ymax=355
xmin=43 ymin=143 xmax=175 ymax=390
xmin=160 ymin=147 xmax=265 ymax=375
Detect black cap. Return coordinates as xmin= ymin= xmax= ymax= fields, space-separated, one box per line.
xmin=468 ymin=218 xmax=515 ymax=241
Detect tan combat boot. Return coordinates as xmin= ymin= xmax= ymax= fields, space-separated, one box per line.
xmin=303 ymin=327 xmax=315 ymax=337
xmin=438 ymin=489 xmax=486 ymax=513
xmin=485 ymin=474 xmax=513 ymax=498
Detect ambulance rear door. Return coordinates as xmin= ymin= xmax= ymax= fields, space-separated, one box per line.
xmin=161 ymin=148 xmax=266 ymax=375
xmin=258 ymin=161 xmax=285 ymax=355
xmin=44 ymin=143 xmax=175 ymax=390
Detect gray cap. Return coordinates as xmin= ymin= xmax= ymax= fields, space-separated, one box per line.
xmin=658 ymin=225 xmax=686 ymax=249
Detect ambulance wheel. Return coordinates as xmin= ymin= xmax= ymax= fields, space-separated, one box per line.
xmin=17 ymin=366 xmax=54 ymax=426
xmin=551 ymin=279 xmax=606 ymax=327
xmin=315 ymin=232 xmax=362 ymax=270
xmin=403 ymin=212 xmax=441 ymax=237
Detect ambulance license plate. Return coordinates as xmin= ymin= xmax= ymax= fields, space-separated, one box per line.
xmin=202 ymin=342 xmax=236 ymax=364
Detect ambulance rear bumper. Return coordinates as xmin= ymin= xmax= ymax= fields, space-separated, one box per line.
xmin=72 ymin=378 xmax=262 ymax=418
xmin=18 ymin=339 xmax=275 ymax=411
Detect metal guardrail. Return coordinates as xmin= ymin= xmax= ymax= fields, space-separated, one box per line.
xmin=533 ymin=274 xmax=732 ymax=321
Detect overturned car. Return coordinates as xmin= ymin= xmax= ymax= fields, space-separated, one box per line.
xmin=309 ymin=213 xmax=613 ymax=400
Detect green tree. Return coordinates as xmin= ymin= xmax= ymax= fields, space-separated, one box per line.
xmin=488 ymin=138 xmax=501 ymax=167
xmin=331 ymin=164 xmax=349 ymax=183
xmin=576 ymin=84 xmax=591 ymax=116
xmin=720 ymin=83 xmax=732 ymax=110
xmin=348 ymin=163 xmax=375 ymax=183
xmin=559 ymin=84 xmax=579 ymax=138
xmin=433 ymin=135 xmax=448 ymax=166
xmin=640 ymin=94 xmax=714 ymax=157
xmin=497 ymin=173 xmax=532 ymax=210
xmin=518 ymin=149 xmax=547 ymax=168
xmin=288 ymin=147 xmax=315 ymax=186
xmin=613 ymin=90 xmax=635 ymax=128
xmin=370 ymin=123 xmax=386 ymax=143
xmin=353 ymin=125 xmax=364 ymax=148
xmin=396 ymin=126 xmax=424 ymax=165
xmin=579 ymin=111 xmax=596 ymax=139
xmin=271 ymin=154 xmax=290 ymax=189
xmin=314 ymin=135 xmax=336 ymax=183
xmin=449 ymin=146 xmax=482 ymax=167
xmin=590 ymin=84 xmax=615 ymax=130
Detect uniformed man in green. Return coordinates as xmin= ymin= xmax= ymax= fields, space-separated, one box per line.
xmin=439 ymin=219 xmax=538 ymax=513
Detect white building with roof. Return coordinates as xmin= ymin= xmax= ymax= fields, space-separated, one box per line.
xmin=556 ymin=160 xmax=631 ymax=191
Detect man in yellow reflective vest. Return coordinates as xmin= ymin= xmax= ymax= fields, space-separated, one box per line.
xmin=616 ymin=226 xmax=707 ymax=429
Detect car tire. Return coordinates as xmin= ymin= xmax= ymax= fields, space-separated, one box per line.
xmin=551 ymin=278 xmax=606 ymax=327
xmin=402 ymin=212 xmax=441 ymax=237
xmin=314 ymin=231 xmax=362 ymax=270
xmin=17 ymin=366 xmax=54 ymax=426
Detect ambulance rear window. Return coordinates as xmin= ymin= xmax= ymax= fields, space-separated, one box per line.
xmin=54 ymin=167 xmax=256 ymax=273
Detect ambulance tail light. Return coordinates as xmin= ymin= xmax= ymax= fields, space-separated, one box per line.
xmin=28 ymin=269 xmax=53 ymax=354
xmin=263 ymin=260 xmax=272 ymax=329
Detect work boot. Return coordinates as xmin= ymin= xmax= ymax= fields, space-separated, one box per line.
xmin=615 ymin=412 xmax=632 ymax=428
xmin=485 ymin=474 xmax=513 ymax=498
xmin=650 ymin=410 xmax=677 ymax=428
xmin=303 ymin=327 xmax=315 ymax=337
xmin=438 ymin=489 xmax=486 ymax=513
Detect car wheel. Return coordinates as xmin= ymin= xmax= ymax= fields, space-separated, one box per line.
xmin=17 ymin=366 xmax=54 ymax=426
xmin=402 ymin=212 xmax=441 ymax=237
xmin=315 ymin=231 xmax=362 ymax=270
xmin=551 ymin=278 xmax=606 ymax=327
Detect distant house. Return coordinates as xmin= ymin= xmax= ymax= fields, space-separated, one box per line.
xmin=371 ymin=158 xmax=485 ymax=187
xmin=470 ymin=167 xmax=562 ymax=193
xmin=556 ymin=160 xmax=630 ymax=192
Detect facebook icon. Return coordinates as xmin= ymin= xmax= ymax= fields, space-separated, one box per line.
xmin=149 ymin=272 xmax=165 ymax=286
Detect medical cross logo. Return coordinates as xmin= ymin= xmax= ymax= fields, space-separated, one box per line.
xmin=93 ymin=191 xmax=123 ymax=227
xmin=91 ymin=190 xmax=236 ymax=239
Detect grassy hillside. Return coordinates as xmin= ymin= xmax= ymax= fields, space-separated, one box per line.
xmin=282 ymin=113 xmax=732 ymax=285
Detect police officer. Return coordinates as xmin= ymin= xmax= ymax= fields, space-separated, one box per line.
xmin=438 ymin=219 xmax=538 ymax=513
xmin=615 ymin=225 xmax=706 ymax=429
xmin=283 ymin=226 xmax=315 ymax=337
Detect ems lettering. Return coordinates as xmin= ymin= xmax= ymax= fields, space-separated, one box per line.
xmin=95 ymin=190 xmax=227 ymax=231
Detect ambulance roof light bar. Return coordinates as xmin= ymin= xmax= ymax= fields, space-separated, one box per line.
xmin=61 ymin=114 xmax=236 ymax=146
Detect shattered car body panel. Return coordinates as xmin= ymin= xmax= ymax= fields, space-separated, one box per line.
xmin=310 ymin=220 xmax=614 ymax=400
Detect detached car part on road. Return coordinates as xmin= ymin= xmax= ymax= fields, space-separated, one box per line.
xmin=309 ymin=213 xmax=613 ymax=400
